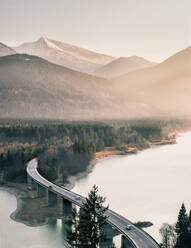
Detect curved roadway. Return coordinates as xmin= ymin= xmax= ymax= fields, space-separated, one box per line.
xmin=27 ymin=159 xmax=160 ymax=248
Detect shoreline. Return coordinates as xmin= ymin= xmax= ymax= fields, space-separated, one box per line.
xmin=0 ymin=183 xmax=60 ymax=227
xmin=64 ymin=153 xmax=124 ymax=190
xmin=0 ymin=153 xmax=128 ymax=227
xmin=0 ymin=185 xmax=49 ymax=227
xmin=0 ymin=134 xmax=177 ymax=227
xmin=64 ymin=136 xmax=177 ymax=190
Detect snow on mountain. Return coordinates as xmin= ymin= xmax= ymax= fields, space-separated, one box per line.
xmin=14 ymin=37 xmax=114 ymax=73
xmin=0 ymin=43 xmax=16 ymax=57
xmin=43 ymin=37 xmax=63 ymax=52
xmin=49 ymin=38 xmax=114 ymax=65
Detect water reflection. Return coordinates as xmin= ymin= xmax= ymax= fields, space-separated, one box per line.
xmin=47 ymin=219 xmax=57 ymax=229
xmin=45 ymin=218 xmax=71 ymax=246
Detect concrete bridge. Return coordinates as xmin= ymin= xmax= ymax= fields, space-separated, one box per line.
xmin=27 ymin=159 xmax=160 ymax=248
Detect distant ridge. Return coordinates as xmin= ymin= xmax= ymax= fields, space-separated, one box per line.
xmin=94 ymin=56 xmax=156 ymax=78
xmin=111 ymin=46 xmax=191 ymax=116
xmin=0 ymin=53 xmax=123 ymax=119
xmin=0 ymin=46 xmax=190 ymax=119
xmin=0 ymin=42 xmax=16 ymax=57
xmin=14 ymin=37 xmax=114 ymax=73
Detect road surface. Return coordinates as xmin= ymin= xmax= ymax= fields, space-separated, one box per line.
xmin=27 ymin=159 xmax=160 ymax=248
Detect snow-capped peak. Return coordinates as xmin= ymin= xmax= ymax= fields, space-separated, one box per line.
xmin=14 ymin=37 xmax=114 ymax=73
xmin=39 ymin=37 xmax=63 ymax=52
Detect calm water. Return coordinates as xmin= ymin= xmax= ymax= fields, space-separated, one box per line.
xmin=0 ymin=190 xmax=68 ymax=248
xmin=73 ymin=132 xmax=191 ymax=242
xmin=0 ymin=132 xmax=191 ymax=247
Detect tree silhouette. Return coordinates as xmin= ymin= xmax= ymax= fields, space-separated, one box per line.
xmin=67 ymin=185 xmax=109 ymax=248
xmin=175 ymin=203 xmax=190 ymax=248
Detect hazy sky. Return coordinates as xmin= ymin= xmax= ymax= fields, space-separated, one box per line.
xmin=1 ymin=0 xmax=191 ymax=62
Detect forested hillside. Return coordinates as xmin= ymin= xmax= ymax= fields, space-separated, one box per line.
xmin=0 ymin=118 xmax=190 ymax=185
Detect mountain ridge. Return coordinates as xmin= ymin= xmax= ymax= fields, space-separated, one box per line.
xmin=111 ymin=46 xmax=191 ymax=116
xmin=13 ymin=37 xmax=114 ymax=74
xmin=0 ymin=46 xmax=190 ymax=119
xmin=0 ymin=53 xmax=124 ymax=119
xmin=94 ymin=56 xmax=156 ymax=78
xmin=0 ymin=42 xmax=16 ymax=57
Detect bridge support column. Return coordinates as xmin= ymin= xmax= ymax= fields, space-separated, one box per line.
xmin=100 ymin=223 xmax=113 ymax=248
xmin=31 ymin=179 xmax=37 ymax=191
xmin=37 ymin=184 xmax=46 ymax=198
xmin=62 ymin=198 xmax=72 ymax=218
xmin=27 ymin=175 xmax=37 ymax=190
xmin=27 ymin=174 xmax=32 ymax=185
xmin=48 ymin=191 xmax=57 ymax=206
xmin=121 ymin=235 xmax=134 ymax=248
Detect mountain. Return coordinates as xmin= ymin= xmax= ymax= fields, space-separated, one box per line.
xmin=0 ymin=54 xmax=126 ymax=119
xmin=14 ymin=37 xmax=114 ymax=74
xmin=0 ymin=43 xmax=16 ymax=57
xmin=111 ymin=46 xmax=191 ymax=117
xmin=0 ymin=47 xmax=190 ymax=120
xmin=94 ymin=56 xmax=156 ymax=78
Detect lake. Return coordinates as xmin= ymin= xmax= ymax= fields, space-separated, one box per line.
xmin=1 ymin=132 xmax=191 ymax=247
xmin=73 ymin=132 xmax=191 ymax=242
xmin=0 ymin=190 xmax=68 ymax=248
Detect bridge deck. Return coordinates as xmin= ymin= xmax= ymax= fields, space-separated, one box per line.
xmin=27 ymin=159 xmax=160 ymax=248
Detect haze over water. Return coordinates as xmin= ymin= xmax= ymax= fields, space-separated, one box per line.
xmin=73 ymin=132 xmax=191 ymax=241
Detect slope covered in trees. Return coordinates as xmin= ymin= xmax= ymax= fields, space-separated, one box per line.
xmin=0 ymin=120 xmax=147 ymax=183
xmin=0 ymin=118 xmax=190 ymax=185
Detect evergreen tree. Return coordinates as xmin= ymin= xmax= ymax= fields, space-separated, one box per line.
xmin=188 ymin=209 xmax=191 ymax=247
xmin=67 ymin=185 xmax=108 ymax=248
xmin=78 ymin=208 xmax=92 ymax=248
xmin=78 ymin=185 xmax=108 ymax=248
xmin=188 ymin=209 xmax=191 ymax=225
xmin=175 ymin=203 xmax=190 ymax=248
xmin=66 ymin=208 xmax=79 ymax=248
xmin=0 ymin=153 xmax=5 ymax=171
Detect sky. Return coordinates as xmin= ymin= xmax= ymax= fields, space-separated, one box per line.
xmin=1 ymin=0 xmax=191 ymax=62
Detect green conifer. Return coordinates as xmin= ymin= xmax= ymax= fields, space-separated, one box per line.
xmin=78 ymin=185 xmax=108 ymax=248
xmin=66 ymin=208 xmax=79 ymax=248
xmin=175 ymin=203 xmax=190 ymax=248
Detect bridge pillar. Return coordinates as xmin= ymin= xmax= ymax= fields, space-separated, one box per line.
xmin=48 ymin=190 xmax=57 ymax=206
xmin=27 ymin=175 xmax=36 ymax=190
xmin=31 ymin=179 xmax=38 ymax=191
xmin=27 ymin=174 xmax=32 ymax=185
xmin=62 ymin=198 xmax=72 ymax=218
xmin=100 ymin=223 xmax=114 ymax=248
xmin=121 ymin=235 xmax=134 ymax=248
xmin=37 ymin=184 xmax=46 ymax=198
